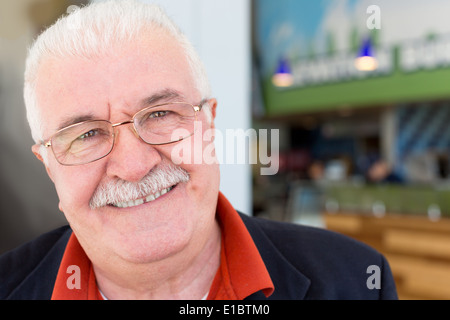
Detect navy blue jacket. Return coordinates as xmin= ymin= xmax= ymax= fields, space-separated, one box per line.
xmin=0 ymin=214 xmax=398 ymax=300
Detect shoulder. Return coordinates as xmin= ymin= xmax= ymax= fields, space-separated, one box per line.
xmin=240 ymin=213 xmax=398 ymax=299
xmin=241 ymin=213 xmax=378 ymax=258
xmin=0 ymin=226 xmax=72 ymax=300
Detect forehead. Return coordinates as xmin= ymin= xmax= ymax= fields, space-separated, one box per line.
xmin=35 ymin=30 xmax=197 ymax=135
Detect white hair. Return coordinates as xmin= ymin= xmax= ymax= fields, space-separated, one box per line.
xmin=24 ymin=0 xmax=212 ymax=157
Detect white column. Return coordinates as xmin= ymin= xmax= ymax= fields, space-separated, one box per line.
xmin=140 ymin=0 xmax=252 ymax=214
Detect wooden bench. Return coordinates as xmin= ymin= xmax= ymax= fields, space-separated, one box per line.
xmin=323 ymin=212 xmax=450 ymax=300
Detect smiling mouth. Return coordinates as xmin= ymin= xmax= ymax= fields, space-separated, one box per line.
xmin=110 ymin=185 xmax=175 ymax=208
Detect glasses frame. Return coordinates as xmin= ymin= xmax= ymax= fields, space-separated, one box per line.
xmin=40 ymin=100 xmax=205 ymax=166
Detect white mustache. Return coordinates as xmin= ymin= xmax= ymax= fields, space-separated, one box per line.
xmin=89 ymin=162 xmax=190 ymax=209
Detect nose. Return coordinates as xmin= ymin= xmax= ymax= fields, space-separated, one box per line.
xmin=105 ymin=124 xmax=161 ymax=182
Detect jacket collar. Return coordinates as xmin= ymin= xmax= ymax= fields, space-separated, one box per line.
xmin=240 ymin=214 xmax=311 ymax=300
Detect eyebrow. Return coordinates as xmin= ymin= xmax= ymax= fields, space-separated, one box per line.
xmin=56 ymin=114 xmax=96 ymax=131
xmin=139 ymin=88 xmax=186 ymax=108
xmin=55 ymin=89 xmax=186 ymax=131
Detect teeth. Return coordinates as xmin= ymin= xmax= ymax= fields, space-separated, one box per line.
xmin=113 ymin=186 xmax=173 ymax=208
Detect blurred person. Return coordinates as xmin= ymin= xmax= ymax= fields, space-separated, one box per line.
xmin=307 ymin=160 xmax=324 ymax=180
xmin=0 ymin=0 xmax=397 ymax=300
xmin=437 ymin=153 xmax=449 ymax=179
xmin=367 ymin=159 xmax=404 ymax=184
xmin=307 ymin=160 xmax=326 ymax=184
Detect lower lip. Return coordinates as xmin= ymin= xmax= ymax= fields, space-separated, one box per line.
xmin=109 ymin=184 xmax=178 ymax=209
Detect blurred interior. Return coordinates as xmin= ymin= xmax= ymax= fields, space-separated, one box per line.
xmin=252 ymin=0 xmax=450 ymax=300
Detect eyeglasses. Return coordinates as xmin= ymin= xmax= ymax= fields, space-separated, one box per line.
xmin=40 ymin=101 xmax=205 ymax=166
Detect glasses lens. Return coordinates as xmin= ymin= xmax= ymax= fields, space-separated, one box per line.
xmin=134 ymin=103 xmax=197 ymax=144
xmin=51 ymin=120 xmax=114 ymax=165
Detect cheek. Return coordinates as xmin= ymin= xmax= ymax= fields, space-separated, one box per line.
xmin=158 ymin=133 xmax=220 ymax=208
xmin=167 ymin=122 xmax=219 ymax=167
xmin=52 ymin=166 xmax=104 ymax=213
xmin=182 ymin=161 xmax=221 ymax=214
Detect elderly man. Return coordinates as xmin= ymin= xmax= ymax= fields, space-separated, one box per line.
xmin=1 ymin=0 xmax=397 ymax=300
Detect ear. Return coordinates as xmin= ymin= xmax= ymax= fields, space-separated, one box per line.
xmin=208 ymin=98 xmax=218 ymax=129
xmin=31 ymin=144 xmax=44 ymax=162
xmin=31 ymin=144 xmax=54 ymax=182
xmin=209 ymin=98 xmax=217 ymax=119
xmin=58 ymin=202 xmax=64 ymax=213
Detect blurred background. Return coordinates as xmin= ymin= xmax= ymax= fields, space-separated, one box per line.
xmin=1 ymin=0 xmax=449 ymax=300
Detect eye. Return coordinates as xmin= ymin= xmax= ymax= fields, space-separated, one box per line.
xmin=78 ymin=129 xmax=98 ymax=140
xmin=149 ymin=110 xmax=169 ymax=118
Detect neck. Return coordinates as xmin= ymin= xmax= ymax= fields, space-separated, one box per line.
xmin=92 ymin=220 xmax=221 ymax=300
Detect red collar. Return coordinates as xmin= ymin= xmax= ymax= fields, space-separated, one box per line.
xmin=51 ymin=233 xmax=103 ymax=300
xmin=51 ymin=192 xmax=273 ymax=300
xmin=207 ymin=192 xmax=274 ymax=299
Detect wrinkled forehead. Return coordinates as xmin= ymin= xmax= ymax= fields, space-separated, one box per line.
xmin=34 ymin=30 xmax=198 ymax=137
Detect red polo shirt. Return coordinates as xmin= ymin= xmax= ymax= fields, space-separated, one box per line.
xmin=51 ymin=192 xmax=274 ymax=300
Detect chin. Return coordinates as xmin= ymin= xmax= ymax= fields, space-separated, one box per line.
xmin=107 ymin=221 xmax=193 ymax=264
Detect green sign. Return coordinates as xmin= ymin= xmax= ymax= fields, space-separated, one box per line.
xmin=263 ymin=37 xmax=450 ymax=116
xmin=256 ymin=0 xmax=450 ymax=116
